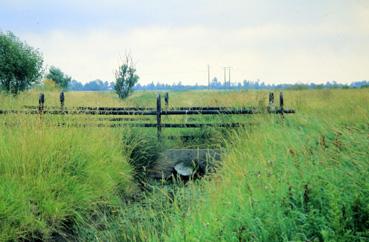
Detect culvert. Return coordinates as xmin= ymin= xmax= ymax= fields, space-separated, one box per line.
xmin=149 ymin=148 xmax=222 ymax=180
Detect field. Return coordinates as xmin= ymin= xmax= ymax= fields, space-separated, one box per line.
xmin=0 ymin=89 xmax=368 ymax=241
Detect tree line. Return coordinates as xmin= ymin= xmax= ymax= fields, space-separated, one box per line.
xmin=67 ymin=77 xmax=368 ymax=92
xmin=69 ymin=80 xmax=114 ymax=91
xmin=132 ymin=79 xmax=369 ymax=91
xmin=51 ymin=76 xmax=369 ymax=92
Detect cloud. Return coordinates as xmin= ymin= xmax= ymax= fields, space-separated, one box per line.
xmin=19 ymin=20 xmax=369 ymax=85
xmin=1 ymin=0 xmax=356 ymax=32
xmin=2 ymin=0 xmax=368 ymax=84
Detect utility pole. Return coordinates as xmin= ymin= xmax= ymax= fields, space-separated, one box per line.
xmin=228 ymin=67 xmax=231 ymax=87
xmin=224 ymin=67 xmax=231 ymax=88
xmin=224 ymin=67 xmax=227 ymax=86
xmin=208 ymin=64 xmax=210 ymax=89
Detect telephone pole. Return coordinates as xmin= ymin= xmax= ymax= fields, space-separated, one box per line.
xmin=224 ymin=67 xmax=231 ymax=88
xmin=228 ymin=67 xmax=231 ymax=87
xmin=208 ymin=64 xmax=210 ymax=89
xmin=224 ymin=67 xmax=227 ymax=86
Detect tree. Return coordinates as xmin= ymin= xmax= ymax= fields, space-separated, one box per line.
xmin=114 ymin=56 xmax=139 ymax=99
xmin=0 ymin=31 xmax=44 ymax=95
xmin=46 ymin=66 xmax=71 ymax=89
xmin=69 ymin=80 xmax=84 ymax=91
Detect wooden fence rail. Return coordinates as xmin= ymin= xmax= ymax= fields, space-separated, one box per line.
xmin=0 ymin=92 xmax=295 ymax=139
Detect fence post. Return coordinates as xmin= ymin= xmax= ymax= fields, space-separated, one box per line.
xmin=279 ymin=92 xmax=284 ymax=115
xmin=156 ymin=94 xmax=162 ymax=140
xmin=60 ymin=91 xmax=65 ymax=113
xmin=38 ymin=93 xmax=45 ymax=114
xmin=164 ymin=92 xmax=169 ymax=112
xmin=268 ymin=92 xmax=274 ymax=112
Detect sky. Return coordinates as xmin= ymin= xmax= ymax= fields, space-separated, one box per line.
xmin=1 ymin=0 xmax=369 ymax=85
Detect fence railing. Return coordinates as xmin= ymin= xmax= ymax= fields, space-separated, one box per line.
xmin=0 ymin=92 xmax=295 ymax=139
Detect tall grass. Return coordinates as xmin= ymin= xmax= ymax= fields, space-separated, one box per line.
xmin=0 ymin=116 xmax=133 ymax=240
xmin=1 ymin=88 xmax=368 ymax=241
xmin=158 ymin=89 xmax=369 ymax=241
xmin=164 ymin=122 xmax=368 ymax=240
xmin=78 ymin=89 xmax=369 ymax=241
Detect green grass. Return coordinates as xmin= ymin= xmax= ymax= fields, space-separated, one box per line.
xmin=161 ymin=89 xmax=369 ymax=241
xmin=164 ymin=118 xmax=368 ymax=241
xmin=0 ymin=88 xmax=368 ymax=241
xmin=0 ymin=116 xmax=134 ymax=240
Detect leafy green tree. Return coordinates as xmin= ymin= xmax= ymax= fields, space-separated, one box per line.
xmin=0 ymin=31 xmax=44 ymax=95
xmin=114 ymin=56 xmax=139 ymax=99
xmin=46 ymin=66 xmax=72 ymax=89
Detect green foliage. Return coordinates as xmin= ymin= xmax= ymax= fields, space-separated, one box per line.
xmin=46 ymin=66 xmax=72 ymax=89
xmin=114 ymin=56 xmax=139 ymax=99
xmin=0 ymin=31 xmax=44 ymax=95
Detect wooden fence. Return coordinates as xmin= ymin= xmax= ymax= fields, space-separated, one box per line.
xmin=0 ymin=92 xmax=295 ymax=139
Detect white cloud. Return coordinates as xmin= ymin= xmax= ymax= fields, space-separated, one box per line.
xmin=20 ymin=21 xmax=368 ymax=85
xmin=14 ymin=0 xmax=368 ymax=85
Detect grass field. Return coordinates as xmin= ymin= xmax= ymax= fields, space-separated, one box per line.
xmin=0 ymin=88 xmax=368 ymax=241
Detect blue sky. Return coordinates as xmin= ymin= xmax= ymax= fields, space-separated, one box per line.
xmin=1 ymin=0 xmax=368 ymax=84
